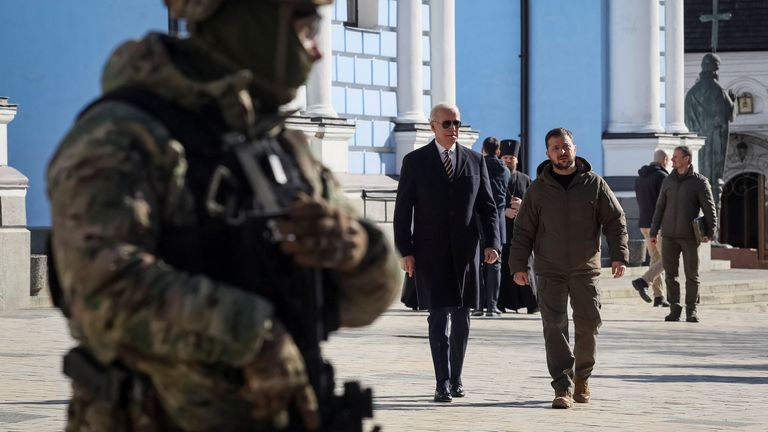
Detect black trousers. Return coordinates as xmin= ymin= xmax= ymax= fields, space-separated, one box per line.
xmin=427 ymin=307 xmax=470 ymax=390
xmin=662 ymin=237 xmax=701 ymax=310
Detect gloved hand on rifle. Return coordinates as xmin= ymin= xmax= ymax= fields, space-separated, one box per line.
xmin=241 ymin=320 xmax=320 ymax=430
xmin=277 ymin=193 xmax=369 ymax=272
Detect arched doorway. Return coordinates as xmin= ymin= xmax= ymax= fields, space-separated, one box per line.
xmin=719 ymin=172 xmax=766 ymax=260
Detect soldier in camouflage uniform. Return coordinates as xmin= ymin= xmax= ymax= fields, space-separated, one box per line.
xmin=46 ymin=0 xmax=401 ymax=430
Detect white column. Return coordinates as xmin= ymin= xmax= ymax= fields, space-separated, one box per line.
xmin=305 ymin=4 xmax=337 ymax=117
xmin=664 ymin=0 xmax=688 ymax=133
xmin=0 ymin=97 xmax=16 ymax=166
xmin=396 ymin=0 xmax=426 ymax=123
xmin=607 ymin=0 xmax=663 ymax=133
xmin=430 ymin=0 xmax=456 ymax=106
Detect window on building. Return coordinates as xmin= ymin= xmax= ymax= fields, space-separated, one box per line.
xmin=345 ymin=0 xmax=379 ymax=29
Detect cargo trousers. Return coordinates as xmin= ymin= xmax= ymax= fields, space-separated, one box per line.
xmin=536 ymin=273 xmax=602 ymax=393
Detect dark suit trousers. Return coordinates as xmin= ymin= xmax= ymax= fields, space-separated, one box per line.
xmin=427 ymin=307 xmax=470 ymax=390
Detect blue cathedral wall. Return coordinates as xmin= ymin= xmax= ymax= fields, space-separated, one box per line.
xmin=0 ymin=0 xmax=167 ymax=227
xmin=456 ymin=0 xmax=522 ymax=153
xmin=528 ymin=0 xmax=606 ymax=174
xmin=456 ymin=0 xmax=606 ymax=177
xmin=3 ymin=0 xmax=608 ymax=226
xmin=330 ymin=0 xmax=431 ymax=176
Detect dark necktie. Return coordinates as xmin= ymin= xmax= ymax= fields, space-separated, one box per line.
xmin=443 ymin=149 xmax=453 ymax=178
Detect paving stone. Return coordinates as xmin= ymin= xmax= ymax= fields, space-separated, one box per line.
xmin=1 ymin=293 xmax=767 ymax=431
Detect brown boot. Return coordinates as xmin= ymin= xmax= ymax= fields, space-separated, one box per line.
xmin=552 ymin=389 xmax=573 ymax=409
xmin=573 ymin=378 xmax=590 ymax=403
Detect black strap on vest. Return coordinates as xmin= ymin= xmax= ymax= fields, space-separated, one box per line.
xmin=78 ymin=86 xmax=225 ymax=153
xmin=48 ymin=86 xmax=227 ymax=317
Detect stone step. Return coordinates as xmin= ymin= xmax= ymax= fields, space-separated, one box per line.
xmin=700 ymin=290 xmax=768 ymax=305
xmin=601 ymin=277 xmax=768 ymax=300
xmin=598 ymin=259 xmax=731 ymax=278
xmin=606 ymin=289 xmax=768 ymax=305
xmin=600 ymin=268 xmax=768 ymax=306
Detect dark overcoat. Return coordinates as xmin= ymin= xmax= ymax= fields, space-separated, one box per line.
xmin=393 ymin=141 xmax=500 ymax=309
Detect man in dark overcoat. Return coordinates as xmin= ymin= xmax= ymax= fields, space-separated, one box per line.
xmin=393 ymin=103 xmax=500 ymax=403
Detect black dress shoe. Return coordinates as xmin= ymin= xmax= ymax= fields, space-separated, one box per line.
xmin=653 ymin=296 xmax=670 ymax=307
xmin=632 ymin=278 xmax=652 ymax=303
xmin=450 ymin=383 xmax=465 ymax=398
xmin=434 ymin=388 xmax=452 ymax=402
xmin=527 ymin=306 xmax=539 ymax=314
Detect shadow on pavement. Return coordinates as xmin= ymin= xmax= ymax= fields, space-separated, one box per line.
xmin=375 ymin=399 xmax=547 ymax=411
xmin=601 ymin=374 xmax=768 ymax=384
xmin=652 ymin=363 xmax=768 ymax=371
xmin=0 ymin=400 xmax=68 ymax=405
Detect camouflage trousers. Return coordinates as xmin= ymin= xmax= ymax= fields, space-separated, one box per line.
xmin=66 ymin=380 xmax=182 ymax=432
xmin=67 ymin=375 xmax=278 ymax=431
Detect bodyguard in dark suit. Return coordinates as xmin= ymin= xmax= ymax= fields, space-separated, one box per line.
xmin=393 ymin=103 xmax=500 ymax=403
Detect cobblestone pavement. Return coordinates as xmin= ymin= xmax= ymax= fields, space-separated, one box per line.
xmin=1 ymin=301 xmax=766 ymax=431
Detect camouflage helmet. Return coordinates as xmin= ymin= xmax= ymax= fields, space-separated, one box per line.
xmin=165 ymin=0 xmax=333 ymax=23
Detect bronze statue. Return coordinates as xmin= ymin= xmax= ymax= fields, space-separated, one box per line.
xmin=684 ymin=53 xmax=736 ymax=206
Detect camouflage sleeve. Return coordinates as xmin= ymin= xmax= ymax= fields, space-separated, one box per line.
xmin=46 ymin=103 xmax=273 ymax=367
xmin=320 ymin=168 xmax=401 ymax=328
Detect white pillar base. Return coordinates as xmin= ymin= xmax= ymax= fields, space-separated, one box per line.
xmin=394 ymin=123 xmax=434 ymax=174
xmin=602 ymin=133 xmax=705 ymax=177
xmin=458 ymin=126 xmax=480 ymax=151
xmin=394 ymin=124 xmax=481 ymax=174
xmin=602 ymin=133 xmax=710 ymax=271
xmin=0 ymin=166 xmax=30 ymax=311
xmin=285 ymin=116 xmax=356 ymax=173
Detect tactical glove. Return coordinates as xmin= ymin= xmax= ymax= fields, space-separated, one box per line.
xmin=277 ymin=194 xmax=369 ymax=272
xmin=241 ymin=320 xmax=319 ymax=430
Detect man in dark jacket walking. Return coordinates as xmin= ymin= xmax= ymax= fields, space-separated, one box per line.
xmin=498 ymin=139 xmax=538 ymax=313
xmin=510 ymin=128 xmax=628 ymax=409
xmin=632 ymin=150 xmax=671 ymax=307
xmin=650 ymin=145 xmax=717 ymax=323
xmin=475 ymin=137 xmax=511 ymax=317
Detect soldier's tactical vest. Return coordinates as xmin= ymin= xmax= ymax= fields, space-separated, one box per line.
xmin=51 ymin=85 xmax=340 ymax=384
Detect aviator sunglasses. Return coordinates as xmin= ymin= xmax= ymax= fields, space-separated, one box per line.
xmin=433 ymin=120 xmax=462 ymax=129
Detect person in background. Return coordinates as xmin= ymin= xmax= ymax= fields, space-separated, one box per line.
xmin=473 ymin=136 xmax=511 ymax=317
xmin=649 ymin=145 xmax=717 ymax=323
xmin=632 ymin=149 xmax=671 ymax=307
xmin=497 ymin=139 xmax=537 ymax=314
